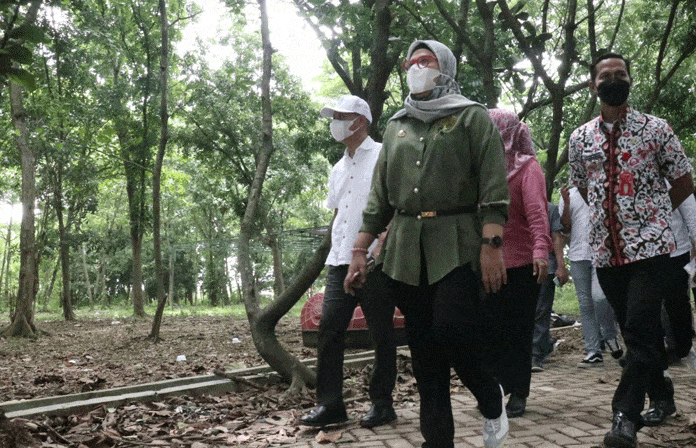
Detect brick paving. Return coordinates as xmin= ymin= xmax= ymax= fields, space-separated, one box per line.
xmin=288 ymin=353 xmax=696 ymax=447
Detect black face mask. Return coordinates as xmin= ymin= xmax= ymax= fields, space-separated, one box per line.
xmin=596 ymin=78 xmax=630 ymax=107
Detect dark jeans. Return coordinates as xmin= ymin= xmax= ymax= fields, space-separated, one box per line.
xmin=532 ymin=272 xmax=556 ymax=362
xmin=316 ymin=264 xmax=397 ymax=409
xmin=596 ymin=255 xmax=672 ymax=423
xmin=392 ymin=264 xmax=502 ymax=448
xmin=485 ymin=264 xmax=541 ymax=398
xmin=661 ymin=252 xmax=695 ymax=358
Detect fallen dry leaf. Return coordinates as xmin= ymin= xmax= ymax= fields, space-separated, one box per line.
xmin=688 ymin=414 xmax=696 ymax=427
xmin=315 ymin=429 xmax=343 ymax=443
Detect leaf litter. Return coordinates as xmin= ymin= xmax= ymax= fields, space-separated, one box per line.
xmin=0 ymin=315 xmax=695 ymax=447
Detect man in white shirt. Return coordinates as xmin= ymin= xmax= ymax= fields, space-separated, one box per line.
xmin=300 ymin=95 xmax=397 ymax=428
xmin=560 ymin=185 xmax=621 ymax=366
xmin=642 ymin=191 xmax=696 ymax=427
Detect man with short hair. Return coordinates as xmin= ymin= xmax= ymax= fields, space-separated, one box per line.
xmin=299 ymin=95 xmax=397 ymax=429
xmin=568 ymin=52 xmax=694 ymax=448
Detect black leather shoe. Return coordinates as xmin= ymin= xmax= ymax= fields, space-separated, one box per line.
xmin=603 ymin=411 xmax=638 ymax=448
xmin=300 ymin=405 xmax=348 ymax=427
xmin=505 ymin=393 xmax=526 ymax=418
xmin=360 ymin=404 xmax=397 ymax=428
xmin=642 ymin=399 xmax=676 ymax=426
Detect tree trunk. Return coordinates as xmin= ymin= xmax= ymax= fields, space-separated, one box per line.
xmin=237 ymin=0 xmax=318 ymax=392
xmin=3 ymin=221 xmax=12 ymax=310
xmin=129 ymin=227 xmax=145 ymax=316
xmin=168 ymin=245 xmax=174 ymax=305
xmin=261 ymin=225 xmax=285 ymax=297
xmin=55 ymin=175 xmax=75 ymax=321
xmin=0 ymin=214 xmax=11 ymax=307
xmin=81 ymin=243 xmax=93 ymax=309
xmin=269 ymin=235 xmax=285 ymax=297
xmin=3 ymin=81 xmax=38 ymax=338
xmin=42 ymin=255 xmax=59 ymax=311
xmin=149 ymin=0 xmax=170 ymax=341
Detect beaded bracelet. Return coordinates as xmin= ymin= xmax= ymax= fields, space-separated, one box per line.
xmin=351 ymin=247 xmax=369 ymax=255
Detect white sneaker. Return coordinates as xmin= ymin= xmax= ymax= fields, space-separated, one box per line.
xmin=483 ymin=384 xmax=509 ymax=448
xmin=684 ymin=348 xmax=696 ymax=370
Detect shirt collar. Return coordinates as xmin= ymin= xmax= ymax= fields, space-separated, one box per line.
xmin=343 ymin=136 xmax=377 ymax=158
xmin=599 ymin=105 xmax=630 ymax=133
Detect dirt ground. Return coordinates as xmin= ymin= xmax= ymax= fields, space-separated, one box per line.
xmin=0 ymin=314 xmax=416 ymax=447
xmin=0 ymin=314 xmax=690 ymax=447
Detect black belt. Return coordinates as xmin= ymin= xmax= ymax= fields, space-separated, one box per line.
xmin=397 ymin=205 xmax=478 ymax=219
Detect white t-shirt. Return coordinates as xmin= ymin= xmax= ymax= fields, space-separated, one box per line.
xmin=671 ymin=191 xmax=696 ymax=257
xmin=325 ymin=137 xmax=381 ymax=266
xmin=558 ymin=186 xmax=592 ymax=262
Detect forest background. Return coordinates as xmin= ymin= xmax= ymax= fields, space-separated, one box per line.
xmin=0 ymin=0 xmax=695 ymax=389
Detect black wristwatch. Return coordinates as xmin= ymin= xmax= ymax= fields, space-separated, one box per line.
xmin=481 ymin=235 xmax=503 ymax=249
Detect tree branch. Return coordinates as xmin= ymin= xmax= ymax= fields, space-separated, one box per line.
xmin=654 ymin=0 xmax=680 ymax=86
xmin=496 ymin=0 xmax=555 ymax=91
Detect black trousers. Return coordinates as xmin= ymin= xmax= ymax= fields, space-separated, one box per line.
xmin=392 ymin=264 xmax=502 ymax=448
xmin=316 ymin=264 xmax=397 ymax=408
xmin=484 ymin=264 xmax=541 ymax=398
xmin=661 ymin=252 xmax=695 ymax=358
xmin=596 ymin=255 xmax=672 ymax=423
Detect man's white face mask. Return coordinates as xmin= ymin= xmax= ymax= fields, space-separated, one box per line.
xmin=330 ymin=118 xmax=358 ymax=142
xmin=407 ymin=66 xmax=440 ymax=94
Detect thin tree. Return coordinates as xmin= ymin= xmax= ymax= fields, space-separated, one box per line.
xmin=237 ymin=0 xmax=323 ymax=392
xmin=0 ymin=215 xmax=12 ymax=312
xmin=149 ymin=0 xmax=170 ymax=341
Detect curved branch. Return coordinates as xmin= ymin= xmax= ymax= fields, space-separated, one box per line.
xmin=432 ymin=0 xmax=481 ymax=64
xmin=521 ymin=80 xmax=589 ymax=116
xmin=496 ymin=0 xmax=555 ymax=91
xmin=399 ymin=1 xmax=440 ymax=41
xmin=655 ymin=0 xmax=680 ymax=85
xmin=291 ymin=0 xmax=355 ymax=92
xmin=606 ymin=0 xmax=625 ymax=51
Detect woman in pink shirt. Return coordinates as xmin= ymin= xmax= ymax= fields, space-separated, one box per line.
xmin=485 ymin=108 xmax=552 ymax=418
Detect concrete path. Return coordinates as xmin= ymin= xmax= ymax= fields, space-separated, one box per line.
xmin=287 ymin=352 xmax=696 ymax=447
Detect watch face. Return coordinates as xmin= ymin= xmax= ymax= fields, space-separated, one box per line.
xmin=482 ymin=236 xmax=503 ymax=248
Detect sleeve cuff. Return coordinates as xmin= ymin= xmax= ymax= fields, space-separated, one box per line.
xmin=479 ymin=208 xmax=507 ymax=227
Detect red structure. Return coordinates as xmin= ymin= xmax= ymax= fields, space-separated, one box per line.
xmin=300 ymin=292 xmax=407 ymax=348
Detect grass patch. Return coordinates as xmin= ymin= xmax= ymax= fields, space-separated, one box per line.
xmin=33 ymin=296 xmax=310 ymax=322
xmin=553 ymin=281 xmax=580 ymax=317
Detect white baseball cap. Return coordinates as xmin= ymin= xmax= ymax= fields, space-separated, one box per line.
xmin=320 ymin=95 xmax=372 ymax=123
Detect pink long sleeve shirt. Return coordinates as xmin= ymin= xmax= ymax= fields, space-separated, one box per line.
xmin=502 ymin=160 xmax=552 ymax=268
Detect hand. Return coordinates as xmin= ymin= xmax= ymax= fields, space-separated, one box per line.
xmin=480 ymin=245 xmax=507 ymax=293
xmin=533 ymin=258 xmax=548 ymax=284
xmin=561 ymin=184 xmax=570 ymax=204
xmin=555 ymin=265 xmax=570 ymax=286
xmin=344 ymin=253 xmax=368 ymax=295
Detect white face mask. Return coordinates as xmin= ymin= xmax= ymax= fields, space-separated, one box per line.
xmin=407 ymin=66 xmax=440 ymax=94
xmin=330 ymin=118 xmax=358 ymax=142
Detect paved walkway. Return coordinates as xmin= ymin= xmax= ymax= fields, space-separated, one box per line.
xmin=287 ymin=352 xmax=696 ymax=447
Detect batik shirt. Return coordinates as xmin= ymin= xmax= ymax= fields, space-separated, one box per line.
xmin=568 ymin=106 xmax=692 ymax=268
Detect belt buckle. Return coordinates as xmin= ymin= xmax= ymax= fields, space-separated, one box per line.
xmin=420 ymin=211 xmax=437 ymax=218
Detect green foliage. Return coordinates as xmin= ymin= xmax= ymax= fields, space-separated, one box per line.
xmin=0 ymin=7 xmax=48 ymax=90
xmin=3 ymin=0 xmax=696 ymax=317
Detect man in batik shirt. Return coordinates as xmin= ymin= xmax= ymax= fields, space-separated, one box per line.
xmin=568 ymin=52 xmax=693 ymax=448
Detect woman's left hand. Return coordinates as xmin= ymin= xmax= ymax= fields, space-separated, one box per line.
xmin=481 ymin=245 xmax=507 ymax=293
